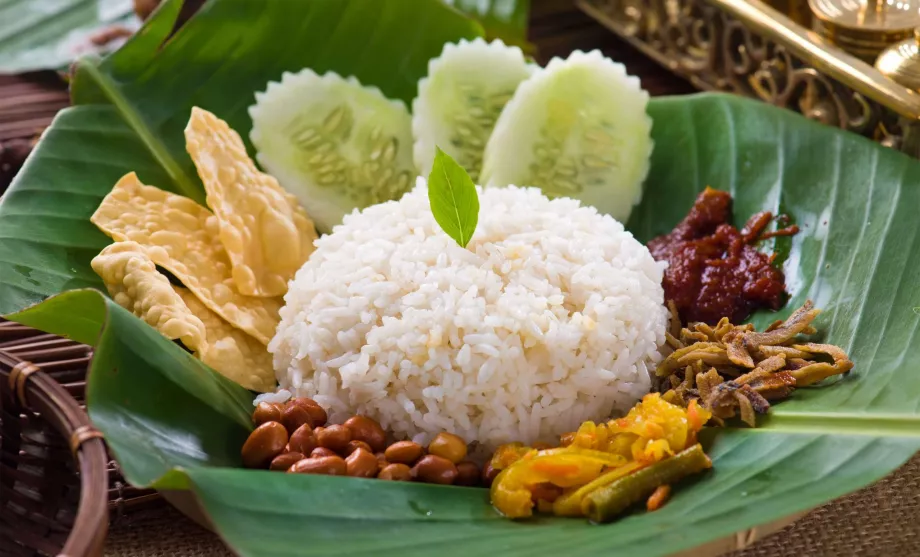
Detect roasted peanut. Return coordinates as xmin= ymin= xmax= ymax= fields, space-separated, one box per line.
xmin=428 ymin=432 xmax=467 ymax=464
xmin=344 ymin=415 xmax=387 ymax=452
xmin=269 ymin=452 xmax=305 ymax=471
xmin=455 ymin=461 xmax=480 ymax=486
xmin=281 ymin=404 xmax=312 ymax=435
xmin=481 ymin=461 xmax=499 ymax=487
xmin=344 ymin=440 xmax=373 ymax=456
xmin=378 ymin=463 xmax=412 ymax=481
xmin=560 ymin=432 xmax=575 ymax=447
xmin=289 ymin=424 xmax=318 ymax=455
xmin=241 ymin=421 xmax=288 ymax=469
xmin=252 ymin=402 xmax=282 ymax=426
xmin=411 ymin=455 xmax=458 ymax=485
xmin=532 ymin=441 xmax=554 ymax=450
xmin=345 ymin=447 xmax=379 ymax=478
xmin=311 ymin=447 xmax=339 ymax=459
xmin=287 ymin=397 xmax=318 ymax=408
xmin=288 ymin=398 xmax=328 ymax=427
xmin=288 ymin=455 xmax=347 ymax=475
xmin=375 ymin=452 xmax=389 ymax=469
xmin=384 ymin=441 xmax=425 ymax=465
xmin=316 ymin=424 xmax=352 ymax=454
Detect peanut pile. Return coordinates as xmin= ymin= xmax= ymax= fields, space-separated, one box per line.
xmin=241 ymin=397 xmax=490 ymax=486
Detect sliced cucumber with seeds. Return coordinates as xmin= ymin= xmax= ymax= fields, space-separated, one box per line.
xmin=412 ymin=38 xmax=534 ymax=181
xmin=249 ymin=70 xmax=415 ymax=233
xmin=480 ymin=50 xmax=653 ymax=223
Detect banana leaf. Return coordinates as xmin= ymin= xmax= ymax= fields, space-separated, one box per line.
xmin=3 ymin=0 xmax=920 ymax=555
xmin=0 ymin=0 xmax=138 ymax=73
xmin=444 ymin=0 xmax=531 ymax=49
xmin=0 ymin=0 xmax=529 ymax=73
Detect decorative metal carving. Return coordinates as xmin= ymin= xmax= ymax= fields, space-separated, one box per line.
xmin=579 ymin=0 xmax=920 ymax=155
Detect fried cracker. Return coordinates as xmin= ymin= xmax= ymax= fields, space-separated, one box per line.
xmin=176 ymin=288 xmax=276 ymax=392
xmin=91 ymin=241 xmax=208 ymax=353
xmin=90 ymin=172 xmax=281 ymax=344
xmin=185 ymin=107 xmax=316 ymax=297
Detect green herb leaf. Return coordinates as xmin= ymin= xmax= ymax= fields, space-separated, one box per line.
xmin=428 ymin=147 xmax=480 ymax=248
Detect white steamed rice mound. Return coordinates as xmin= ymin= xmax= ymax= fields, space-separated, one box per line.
xmin=269 ymin=179 xmax=669 ymax=452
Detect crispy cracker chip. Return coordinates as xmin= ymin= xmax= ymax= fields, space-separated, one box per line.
xmin=91 ymin=241 xmax=208 ymax=353
xmin=176 ymin=288 xmax=276 ymax=393
xmin=185 ymin=107 xmax=317 ymax=297
xmin=90 ymin=172 xmax=281 ymax=345
xmin=90 ymin=241 xmax=275 ymax=391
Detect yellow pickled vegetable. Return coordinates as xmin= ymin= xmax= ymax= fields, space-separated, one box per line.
xmin=569 ymin=420 xmax=609 ymax=450
xmin=490 ymin=442 xmax=532 ymax=471
xmin=489 ymin=393 xmax=711 ymax=520
xmin=490 ymin=450 xmax=626 ymax=518
xmin=608 ymin=394 xmax=710 ymax=463
xmin=552 ymin=461 xmax=643 ymax=516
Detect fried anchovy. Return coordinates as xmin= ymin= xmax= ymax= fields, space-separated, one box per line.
xmin=654 ymin=300 xmax=853 ymax=427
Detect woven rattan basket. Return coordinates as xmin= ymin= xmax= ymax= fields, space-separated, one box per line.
xmin=0 ymin=320 xmax=161 ymax=557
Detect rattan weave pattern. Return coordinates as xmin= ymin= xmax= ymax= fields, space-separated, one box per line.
xmin=0 ymin=321 xmax=163 ymax=557
xmin=0 ymin=321 xmax=107 ymax=557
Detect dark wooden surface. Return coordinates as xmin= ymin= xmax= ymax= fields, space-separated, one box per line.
xmin=0 ymin=72 xmax=67 ymax=191
xmin=529 ymin=0 xmax=694 ymax=95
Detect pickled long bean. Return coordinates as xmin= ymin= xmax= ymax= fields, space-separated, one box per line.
xmin=583 ymin=444 xmax=711 ymax=523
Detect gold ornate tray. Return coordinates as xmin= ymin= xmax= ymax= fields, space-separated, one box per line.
xmin=578 ymin=0 xmax=920 ymax=157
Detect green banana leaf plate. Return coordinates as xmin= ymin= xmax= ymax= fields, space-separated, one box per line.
xmin=2 ymin=1 xmax=919 ymax=556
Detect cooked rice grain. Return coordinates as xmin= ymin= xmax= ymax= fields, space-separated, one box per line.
xmin=270 ymin=180 xmax=668 ymax=451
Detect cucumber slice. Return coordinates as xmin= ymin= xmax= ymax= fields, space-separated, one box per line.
xmin=480 ymin=50 xmax=653 ymax=223
xmin=249 ymin=70 xmax=415 ymax=233
xmin=412 ymin=38 xmax=534 ymax=181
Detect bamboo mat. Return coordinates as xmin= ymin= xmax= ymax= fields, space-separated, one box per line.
xmin=1 ymin=2 xmax=918 ymax=556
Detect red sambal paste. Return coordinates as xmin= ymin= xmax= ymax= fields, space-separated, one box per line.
xmin=647 ymin=187 xmax=799 ymax=325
